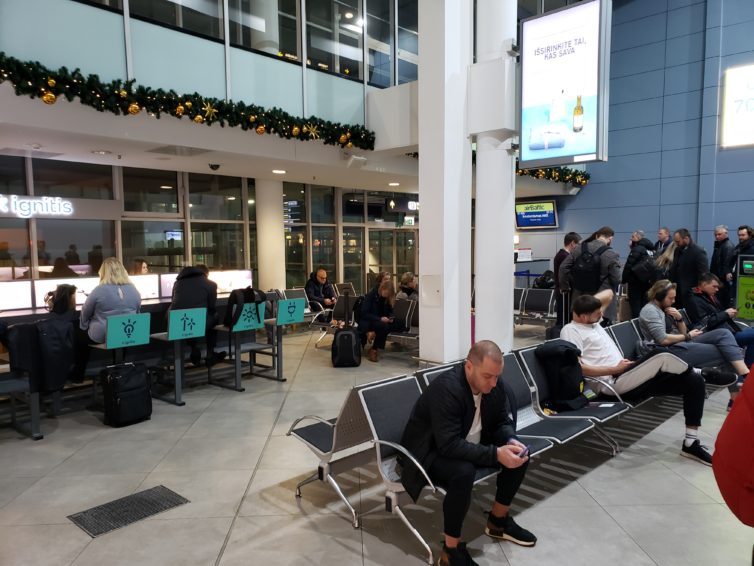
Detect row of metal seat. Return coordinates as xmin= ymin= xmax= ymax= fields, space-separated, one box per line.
xmin=514 ymin=287 xmax=557 ymax=325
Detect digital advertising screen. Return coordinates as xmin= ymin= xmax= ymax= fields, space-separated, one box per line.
xmin=519 ymin=0 xmax=610 ymax=168
xmin=720 ymin=63 xmax=754 ymax=148
xmin=515 ymin=201 xmax=558 ymax=230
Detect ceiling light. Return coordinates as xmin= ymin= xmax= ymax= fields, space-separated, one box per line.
xmin=344 ymin=11 xmax=354 ymax=19
xmin=248 ymin=199 xmax=255 ymax=204
xmin=388 ymin=182 xmax=400 ymax=187
xmin=226 ymin=196 xmax=236 ymax=201
xmin=272 ymin=169 xmax=286 ymax=175
xmin=160 ymin=185 xmax=173 ymax=190
xmin=91 ymin=150 xmax=112 ymax=155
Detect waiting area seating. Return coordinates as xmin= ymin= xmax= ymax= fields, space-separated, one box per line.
xmin=514 ymin=287 xmax=556 ymax=325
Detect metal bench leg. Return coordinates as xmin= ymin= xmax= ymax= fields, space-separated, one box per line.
xmin=326 ymin=473 xmax=359 ymax=528
xmin=314 ymin=329 xmax=329 ymax=349
xmin=593 ymin=426 xmax=620 ymax=456
xmin=394 ymin=505 xmax=433 ymax=565
xmin=295 ymin=471 xmax=319 ymax=497
xmin=29 ymin=392 xmax=43 ymax=440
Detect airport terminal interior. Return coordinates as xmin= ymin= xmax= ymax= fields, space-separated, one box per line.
xmin=0 ymin=0 xmax=753 ymax=564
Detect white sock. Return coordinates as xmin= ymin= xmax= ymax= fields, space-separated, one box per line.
xmin=692 ymin=368 xmax=702 ymax=376
xmin=684 ymin=428 xmax=698 ymax=447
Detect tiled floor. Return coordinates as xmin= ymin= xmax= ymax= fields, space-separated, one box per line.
xmin=0 ymin=326 xmax=752 ymax=566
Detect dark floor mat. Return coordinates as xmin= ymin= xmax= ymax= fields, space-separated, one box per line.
xmin=67 ymin=485 xmax=190 ymax=537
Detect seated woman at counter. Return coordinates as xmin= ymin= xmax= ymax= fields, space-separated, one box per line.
xmin=72 ymin=257 xmax=141 ymax=381
xmin=130 ymin=258 xmax=149 ymax=276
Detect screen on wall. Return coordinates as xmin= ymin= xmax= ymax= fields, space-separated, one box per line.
xmin=515 ymin=201 xmax=558 ymax=229
xmin=519 ymin=0 xmax=611 ymax=168
xmin=721 ymin=63 xmax=754 ymax=148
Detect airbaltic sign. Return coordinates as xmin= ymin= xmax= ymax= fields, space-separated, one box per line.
xmin=0 ymin=195 xmax=74 ymax=218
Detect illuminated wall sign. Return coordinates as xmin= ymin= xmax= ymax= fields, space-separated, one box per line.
xmin=0 ymin=194 xmax=73 ymax=218
xmin=519 ymin=0 xmax=611 ymax=168
xmin=721 ymin=64 xmax=754 ymax=148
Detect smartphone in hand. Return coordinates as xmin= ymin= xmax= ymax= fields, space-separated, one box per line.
xmin=518 ymin=445 xmax=531 ymax=459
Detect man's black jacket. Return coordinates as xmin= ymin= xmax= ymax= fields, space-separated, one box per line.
xmin=670 ymin=242 xmax=708 ymax=306
xmin=398 ymin=364 xmax=516 ymax=502
xmin=170 ymin=266 xmax=217 ymax=321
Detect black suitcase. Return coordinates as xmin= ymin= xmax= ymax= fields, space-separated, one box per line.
xmin=100 ymin=363 xmax=152 ymax=427
xmin=331 ymin=292 xmax=362 ymax=367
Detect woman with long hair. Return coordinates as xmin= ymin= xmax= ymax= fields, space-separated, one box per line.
xmin=359 ymin=280 xmax=404 ymax=362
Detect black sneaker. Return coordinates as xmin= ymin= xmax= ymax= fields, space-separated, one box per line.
xmin=189 ymin=348 xmax=202 ymax=367
xmin=680 ymin=439 xmax=712 ymax=466
xmin=700 ymin=367 xmax=738 ymax=387
xmin=437 ymin=542 xmax=478 ymax=566
xmin=485 ymin=512 xmax=537 ymax=546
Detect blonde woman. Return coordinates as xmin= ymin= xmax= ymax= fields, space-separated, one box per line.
xmin=360 ymin=280 xmax=404 ymax=362
xmin=654 ymin=240 xmax=676 ymax=280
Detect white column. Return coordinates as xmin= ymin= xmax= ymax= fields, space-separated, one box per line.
xmin=417 ymin=0 xmax=473 ymax=363
xmin=255 ymin=179 xmax=286 ymax=291
xmin=473 ymin=0 xmax=518 ymax=352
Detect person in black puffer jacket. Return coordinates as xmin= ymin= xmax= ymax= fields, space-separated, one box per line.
xmin=621 ymin=236 xmax=656 ymax=318
xmin=359 ymin=280 xmax=405 ymax=362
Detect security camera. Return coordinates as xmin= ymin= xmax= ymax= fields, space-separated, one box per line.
xmin=209 ymin=163 xmax=220 ymax=171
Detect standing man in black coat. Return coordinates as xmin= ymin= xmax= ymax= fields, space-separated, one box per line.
xmin=621 ymin=236 xmax=656 ymax=317
xmin=170 ymin=265 xmax=225 ymax=367
xmin=710 ymin=225 xmax=735 ymax=308
xmin=553 ymin=232 xmax=581 ymax=326
xmin=655 ymin=226 xmax=672 ymax=254
xmin=399 ymin=341 xmax=536 ymax=566
xmin=670 ymin=228 xmax=708 ymax=309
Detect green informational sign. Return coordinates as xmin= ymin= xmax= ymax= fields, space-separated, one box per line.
xmin=105 ymin=312 xmax=151 ymax=349
xmin=277 ymin=298 xmax=305 ymax=325
xmin=736 ymin=276 xmax=754 ymax=320
xmin=232 ymin=303 xmax=266 ymax=332
xmin=167 ymin=308 xmax=207 ymax=340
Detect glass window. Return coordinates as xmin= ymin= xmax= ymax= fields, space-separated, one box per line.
xmin=283 ymin=182 xmax=307 ymax=225
xmin=396 ymin=230 xmax=416 ymax=278
xmin=228 ymin=0 xmax=300 ymax=61
xmin=33 ymin=160 xmax=112 ymax=199
xmin=73 ymin=0 xmax=123 ymax=8
xmin=342 ymin=191 xmax=364 ymax=223
xmin=310 ymin=185 xmax=335 ymax=223
xmin=285 ymin=225 xmax=307 ymax=288
xmin=367 ymin=0 xmax=393 ymax=87
xmin=0 ymin=218 xmax=30 ymax=280
xmin=122 ymin=220 xmax=185 ymax=274
xmin=36 ymin=219 xmax=115 ymax=278
xmin=0 ymin=155 xmax=27 ymax=196
xmin=342 ymin=227 xmax=363 ymax=294
xmin=129 ymin=0 xmax=224 ymax=40
xmin=248 ymin=224 xmax=258 ymax=287
xmin=366 ymin=191 xmax=403 ymax=223
xmin=545 ymin=0 xmax=568 ymax=12
xmin=192 ymin=222 xmax=244 ymax=269
xmin=189 ymin=173 xmax=243 ymax=220
xmin=368 ymin=229 xmax=393 ymax=286
xmin=312 ymin=226 xmax=336 ymax=276
xmin=307 ymin=0 xmax=363 ymax=79
xmin=397 ymin=0 xmax=418 ymax=84
xmin=123 ymin=167 xmax=180 ymax=213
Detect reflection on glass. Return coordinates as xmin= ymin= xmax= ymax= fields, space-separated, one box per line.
xmin=307 ymin=0 xmax=363 ymax=79
xmin=189 ymin=173 xmax=242 ymax=220
xmin=228 ymin=0 xmax=299 ymax=61
xmin=342 ymin=226 xmax=363 ymax=294
xmin=191 ymin=222 xmax=244 ymax=269
xmin=283 ymin=182 xmax=307 ymax=225
xmin=36 ymin=219 xmax=115 ymax=278
xmin=249 ymin=224 xmax=258 ymax=287
xmin=247 ymin=183 xmax=256 ymax=221
xmin=367 ymin=0 xmax=393 ymax=87
xmin=129 ymin=0 xmax=224 ymax=39
xmin=33 ymin=159 xmax=113 ymax=199
xmin=285 ymin=225 xmax=307 ymax=288
xmin=312 ymin=226 xmax=336 ymax=276
xmin=342 ymin=191 xmax=364 ymax=222
xmin=0 ymin=218 xmax=29 ymax=281
xmin=396 ymin=230 xmax=416 ymax=277
xmin=398 ymin=0 xmax=418 ymax=84
xmin=310 ymin=185 xmax=335 ymax=223
xmin=368 ymin=229 xmax=393 ymax=287
xmin=123 ymin=168 xmax=179 ymax=213
xmin=122 ymin=220 xmax=185 ymax=274
xmin=0 ymin=155 xmax=27 ymax=196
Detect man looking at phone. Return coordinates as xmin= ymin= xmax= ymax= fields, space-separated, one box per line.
xmin=399 ymin=341 xmax=536 ymax=566
xmin=561 ymin=294 xmax=736 ymax=466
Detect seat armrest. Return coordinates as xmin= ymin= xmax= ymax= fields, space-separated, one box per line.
xmin=372 ymin=439 xmax=437 ymax=493
xmin=584 ymin=376 xmax=626 ymax=403
xmin=287 ymin=415 xmax=335 ymax=435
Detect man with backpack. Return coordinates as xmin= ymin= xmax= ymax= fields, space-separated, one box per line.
xmin=621 ymin=233 xmax=656 ymax=317
xmin=558 ymin=226 xmax=621 ymax=322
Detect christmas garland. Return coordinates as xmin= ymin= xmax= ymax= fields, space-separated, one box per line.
xmin=0 ymin=52 xmax=376 ymax=151
xmin=517 ymin=165 xmax=590 ymax=187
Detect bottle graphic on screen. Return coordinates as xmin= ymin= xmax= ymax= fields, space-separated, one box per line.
xmin=573 ymin=95 xmax=584 ymax=132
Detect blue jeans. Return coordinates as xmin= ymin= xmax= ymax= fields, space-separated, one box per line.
xmin=734 ymin=327 xmax=754 ymax=367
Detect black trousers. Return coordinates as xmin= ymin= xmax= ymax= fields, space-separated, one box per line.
xmin=428 ymin=454 xmax=528 ymax=539
xmin=627 ymin=283 xmax=650 ymax=318
xmin=624 ymin=367 xmax=706 ymax=427
xmin=359 ymin=319 xmax=406 ymax=350
xmin=72 ymin=327 xmax=96 ymax=382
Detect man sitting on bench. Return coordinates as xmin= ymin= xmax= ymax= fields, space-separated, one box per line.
xmin=560 ymin=294 xmax=737 ymax=466
xmin=399 ymin=341 xmax=536 ymax=566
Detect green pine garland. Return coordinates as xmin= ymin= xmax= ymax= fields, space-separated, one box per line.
xmin=0 ymin=52 xmax=376 ymax=151
xmin=516 ymin=165 xmax=590 ymax=187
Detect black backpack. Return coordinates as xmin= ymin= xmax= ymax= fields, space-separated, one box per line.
xmin=571 ymin=242 xmax=608 ymax=293
xmin=631 ymin=251 xmax=657 ymax=283
xmin=534 ymin=339 xmax=589 ymax=411
xmin=532 ymin=270 xmax=556 ymax=289
xmin=223 ymin=286 xmax=267 ymax=328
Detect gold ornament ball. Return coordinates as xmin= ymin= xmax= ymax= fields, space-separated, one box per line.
xmin=346 ymin=132 xmax=351 ymax=139
xmin=249 ymin=114 xmax=257 ymax=124
xmin=119 ymin=89 xmax=127 ymax=98
xmin=338 ymin=134 xmax=348 ymax=145
xmin=47 ymin=78 xmax=56 ymax=88
xmin=291 ymin=125 xmax=300 ymax=137
xmin=42 ymin=91 xmax=57 ymax=105
xmin=128 ymin=102 xmax=141 ymax=115
xmin=175 ymin=104 xmax=185 ymax=117
xmin=346 ymin=141 xmax=353 ymax=149
xmin=185 ymin=101 xmax=193 ymax=109
xmin=193 ymin=114 xmax=204 ymax=124
xmin=255 ymin=124 xmax=266 ymax=135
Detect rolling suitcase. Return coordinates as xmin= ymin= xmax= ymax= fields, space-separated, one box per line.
xmin=100 ymin=363 xmax=152 ymax=427
xmin=546 ymin=292 xmax=570 ymax=340
xmin=331 ymin=292 xmax=362 ymax=368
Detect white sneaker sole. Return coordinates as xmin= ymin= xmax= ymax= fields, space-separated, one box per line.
xmin=484 ymin=527 xmax=537 ymax=547
xmin=680 ymin=450 xmax=712 ymax=466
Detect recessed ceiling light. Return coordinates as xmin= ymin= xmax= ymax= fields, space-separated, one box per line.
xmin=248 ymin=199 xmax=255 ymax=204
xmin=272 ymin=169 xmax=286 ymax=175
xmin=91 ymin=150 xmax=112 ymax=155
xmin=160 ymin=185 xmax=173 ymax=190
xmin=344 ymin=11 xmax=354 ymax=19
xmin=226 ymin=196 xmax=236 ymax=201
xmin=388 ymin=182 xmax=400 ymax=187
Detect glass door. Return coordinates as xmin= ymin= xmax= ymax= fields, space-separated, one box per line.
xmin=368 ymin=229 xmax=394 ymax=289
xmin=342 ymin=227 xmax=364 ymax=294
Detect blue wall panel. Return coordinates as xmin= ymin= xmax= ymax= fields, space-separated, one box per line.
xmin=612 ymin=0 xmax=668 ymax=26
xmin=660 ymin=176 xmax=699 ymax=204
xmin=661 ymin=147 xmax=700 ymax=177
xmin=609 ymin=125 xmax=663 ymax=156
xmin=665 ymin=32 xmax=706 ymax=67
xmin=611 ymin=43 xmax=667 ymax=78
xmin=664 ymin=62 xmax=704 ymax=95
xmin=661 ymin=119 xmax=701 ymax=150
xmin=612 ymin=14 xmax=667 ymax=51
xmin=666 ymin=3 xmax=706 ymax=39
xmin=663 ymin=91 xmax=703 ymax=122
xmin=610 ymin=99 xmax=664 ymax=130
xmin=610 ymin=70 xmax=665 ymax=104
